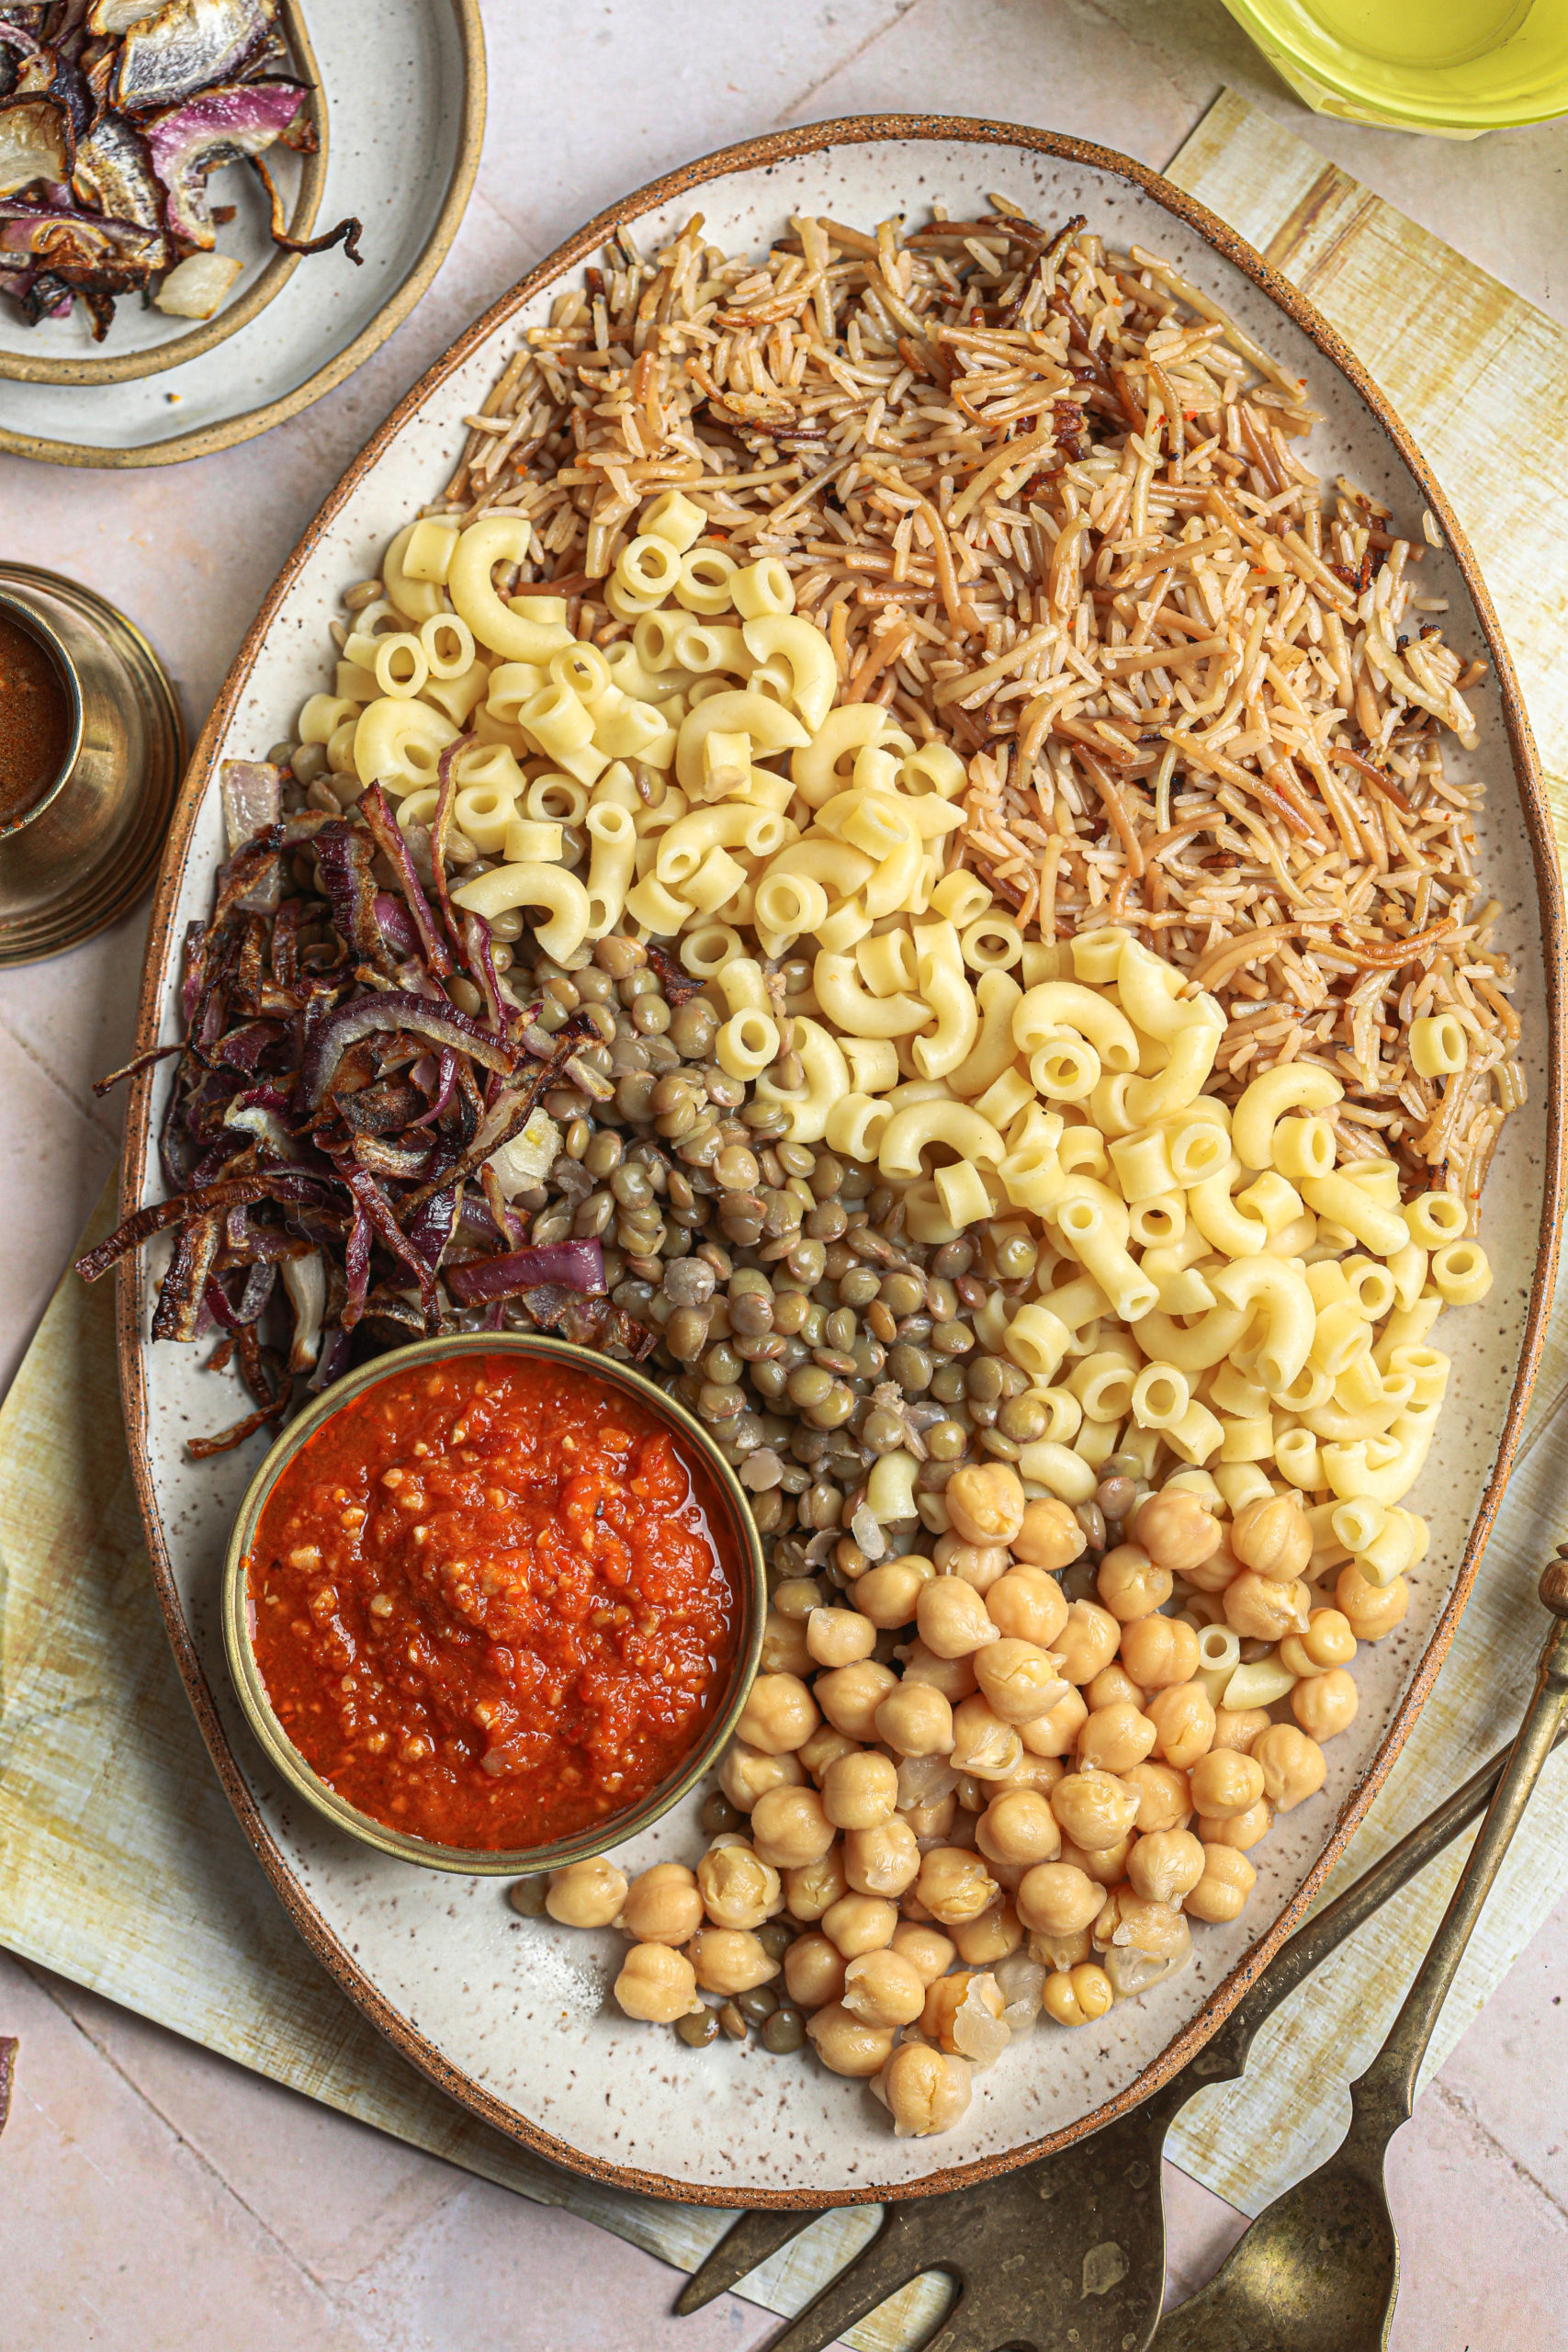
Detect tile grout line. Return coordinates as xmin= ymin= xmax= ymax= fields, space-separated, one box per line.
xmin=1426 ymin=2075 xmax=1568 ymax=2229
xmin=0 ymin=1003 xmax=125 ymax=1145
xmin=780 ymin=0 xmax=925 ymax=125
xmin=20 ymin=1960 xmax=468 ymax=2302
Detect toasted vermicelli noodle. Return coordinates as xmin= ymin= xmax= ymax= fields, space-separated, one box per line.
xmin=434 ymin=200 xmax=1517 ymax=1205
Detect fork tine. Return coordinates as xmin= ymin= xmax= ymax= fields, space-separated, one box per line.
xmin=761 ymin=2215 xmax=938 ymax=2352
xmin=675 ymin=2211 xmax=816 ymax=2313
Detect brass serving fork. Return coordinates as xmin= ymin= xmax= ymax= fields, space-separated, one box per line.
xmin=1152 ymin=1554 xmax=1568 ymax=2352
xmin=677 ymin=1558 xmax=1568 ymax=2352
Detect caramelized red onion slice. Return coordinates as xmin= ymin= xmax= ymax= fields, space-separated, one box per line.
xmin=301 ymin=991 xmax=514 ymax=1111
xmin=220 ymin=757 xmax=283 ymax=852
xmin=141 ymin=72 xmax=304 ymax=246
xmin=358 ymin=783 xmax=451 ymax=976
xmin=446 ymin=1239 xmax=606 ymax=1306
xmin=113 ymin=0 xmax=278 ymax=113
xmin=0 ymin=93 xmax=69 ymax=193
xmin=282 ymin=1245 xmax=325 ymax=1372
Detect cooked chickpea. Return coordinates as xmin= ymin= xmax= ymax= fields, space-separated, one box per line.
xmin=901 ymin=1791 xmax=958 ymax=1840
xmin=946 ymin=1461 xmax=1026 ymax=1544
xmin=899 ymin=1640 xmax=980 ymax=1702
xmin=1292 ymin=1666 xmax=1359 ymax=1741
xmin=843 ymin=1816 xmax=920 ymax=1897
xmin=938 ymin=1540 xmax=1011 ymax=1596
xmin=917 ymin=1577 xmax=1003 ymax=1660
xmin=696 ymin=1842 xmax=781 ymax=1931
xmin=1184 ymin=1844 xmax=1257 ymax=1924
xmin=875 ymin=1679 xmax=954 ymax=1758
xmin=1043 ymin=1962 xmax=1113 ymax=2026
xmin=917 ymin=1845 xmax=1001 ymax=1927
xmin=815 ymin=1660 xmax=899 ymax=1738
xmin=772 ymin=1577 xmax=823 ymax=1622
xmin=1078 ymin=1702 xmax=1158 ymax=1775
xmin=1086 ymin=1663 xmax=1145 ymax=1712
xmin=719 ymin=1740 xmax=807 ymax=1813
xmin=750 ymin=1783 xmax=836 ymax=1869
xmin=1054 ymin=1600 xmax=1122 ymax=1685
xmin=1210 ymin=1706 xmax=1270 ymax=1755
xmin=1337 ymin=1565 xmax=1410 ymax=1641
xmin=1224 ymin=1570 xmax=1310 ymax=1644
xmin=822 ymin=1748 xmax=899 ymax=1831
xmin=1094 ymin=1885 xmax=1188 ymax=1961
xmin=1281 ymin=1608 xmax=1358 ymax=1679
xmin=1020 ymin=1686 xmax=1089 ymax=1757
xmin=880 ymin=2041 xmax=973 ymax=2137
xmin=761 ymin=1608 xmax=813 ymax=1676
xmin=953 ymin=1897 xmax=1023 ymax=1966
xmin=798 ymin=1724 xmax=861 ymax=1781
xmin=1127 ymin=1828 xmax=1206 ymax=1907
xmin=1190 ymin=1747 xmax=1266 ymax=1821
xmin=1134 ymin=1487 xmax=1223 ymax=1573
xmin=1182 ymin=1533 xmax=1245 ymax=1594
xmin=1011 ymin=1496 xmax=1086 ymax=1571
xmin=921 ymin=1968 xmax=1004 ymax=2051
xmin=852 ymin=1556 xmax=932 ymax=1629
xmin=1119 ymin=1612 xmax=1201 ymax=1690
xmin=950 ymin=1692 xmax=1022 ymax=1776
xmin=621 ymin=1861 xmax=705 ymax=1944
xmin=806 ymin=1605 xmax=877 ymax=1668
xmin=1254 ymin=1723 xmax=1327 ymax=1810
xmin=1097 ymin=1543 xmax=1173 ymax=1623
xmin=1029 ymin=1924 xmax=1093 ymax=1972
xmin=1058 ymin=1830 xmax=1135 ymax=1887
xmin=1121 ymin=1760 xmax=1191 ymax=1833
xmin=1145 ymin=1680 xmax=1216 ymax=1770
xmin=976 ymin=1788 xmax=1062 ymax=1868
xmin=614 ymin=1941 xmax=702 ymax=2022
xmin=807 ymin=2001 xmax=897 ymax=2077
xmin=974 ymin=1636 xmax=1067 ymax=1724
xmin=545 ymin=1857 xmax=627 ymax=1928
xmin=841 ymin=1947 xmax=927 ymax=2028
xmin=784 ymin=1846 xmax=849 ymax=1921
xmin=1050 ymin=1768 xmax=1141 ymax=1850
xmin=735 ymin=1672 xmax=819 ymax=1755
xmin=890 ymin=1919 xmax=957 ymax=1983
xmin=688 ymin=1926 xmax=779 ymax=1995
xmin=784 ymin=1929 xmax=846 ymax=2007
xmin=820 ymin=1892 xmax=897 ymax=1957
xmin=1017 ymin=1860 xmax=1102 ymax=1936
xmin=986 ymin=1566 xmax=1069 ymax=1645
xmin=1231 ymin=1492 xmax=1313 ymax=1582
xmin=1208 ymin=1796 xmax=1272 ymax=1850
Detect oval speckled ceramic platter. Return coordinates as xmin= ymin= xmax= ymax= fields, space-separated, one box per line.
xmin=117 ymin=118 xmax=1565 ymax=2207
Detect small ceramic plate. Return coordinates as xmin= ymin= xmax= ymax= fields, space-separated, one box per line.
xmin=0 ymin=0 xmax=483 ymax=469
xmin=118 ymin=119 xmax=1564 ymax=2207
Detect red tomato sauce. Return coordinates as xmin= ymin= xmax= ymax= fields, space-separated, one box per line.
xmin=247 ymin=1353 xmax=741 ymax=1850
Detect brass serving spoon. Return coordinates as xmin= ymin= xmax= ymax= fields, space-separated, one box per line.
xmin=1154 ymin=1553 xmax=1568 ymax=2352
xmin=677 ymin=1562 xmax=1568 ymax=2352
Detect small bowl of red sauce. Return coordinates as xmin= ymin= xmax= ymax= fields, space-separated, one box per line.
xmin=222 ymin=1333 xmax=765 ymax=1875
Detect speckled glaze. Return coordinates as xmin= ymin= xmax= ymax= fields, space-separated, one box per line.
xmin=117 ymin=119 xmax=1565 ymax=2207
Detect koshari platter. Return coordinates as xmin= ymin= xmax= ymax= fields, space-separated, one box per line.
xmin=115 ymin=119 xmax=1563 ymax=2203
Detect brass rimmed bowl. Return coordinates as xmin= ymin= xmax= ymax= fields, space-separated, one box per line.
xmin=221 ymin=1331 xmax=767 ymax=1878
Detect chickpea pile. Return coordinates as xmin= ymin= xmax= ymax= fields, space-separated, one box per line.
xmin=530 ymin=1455 xmax=1404 ymax=2139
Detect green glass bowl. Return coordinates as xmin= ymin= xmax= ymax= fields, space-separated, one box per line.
xmin=1222 ymin=0 xmax=1568 ymax=133
xmin=222 ymin=1331 xmax=766 ymax=1876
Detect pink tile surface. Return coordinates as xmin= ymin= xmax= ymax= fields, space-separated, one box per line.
xmin=5 ymin=0 xmax=1568 ymax=2341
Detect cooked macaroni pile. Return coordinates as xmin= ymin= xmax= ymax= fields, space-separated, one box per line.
xmin=263 ymin=205 xmax=1509 ymax=2137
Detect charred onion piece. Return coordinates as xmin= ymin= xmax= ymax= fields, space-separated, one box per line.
xmin=446 ymin=1240 xmax=607 ymax=1306
xmin=251 ymin=147 xmax=359 ymax=262
xmin=142 ymin=74 xmax=305 ymax=246
xmin=301 ymin=991 xmax=516 ymax=1110
xmin=112 ymin=0 xmax=277 ymax=114
xmin=70 ymin=109 xmax=167 ymax=254
xmin=0 ymin=94 xmax=70 ymax=193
